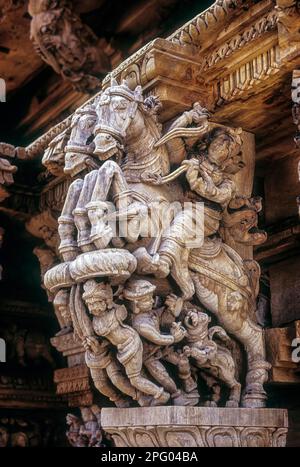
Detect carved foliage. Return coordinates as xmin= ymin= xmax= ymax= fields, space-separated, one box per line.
xmin=105 ymin=425 xmax=287 ymax=448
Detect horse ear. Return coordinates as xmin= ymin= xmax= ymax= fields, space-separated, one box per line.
xmin=134 ymin=85 xmax=143 ymax=102
xmin=110 ymin=77 xmax=118 ymax=87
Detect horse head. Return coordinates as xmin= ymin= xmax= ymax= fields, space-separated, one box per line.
xmin=93 ymin=79 xmax=148 ymax=162
xmin=64 ymin=104 xmax=99 ymax=177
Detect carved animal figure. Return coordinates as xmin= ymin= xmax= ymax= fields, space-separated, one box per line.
xmin=183 ymin=308 xmax=241 ymax=407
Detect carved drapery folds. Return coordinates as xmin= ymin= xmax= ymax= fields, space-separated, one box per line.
xmin=41 ymin=77 xmax=270 ymax=418
xmin=28 ymin=0 xmax=111 ymax=93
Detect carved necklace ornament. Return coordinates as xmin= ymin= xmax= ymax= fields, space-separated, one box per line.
xmin=43 ymin=80 xmax=270 ymax=412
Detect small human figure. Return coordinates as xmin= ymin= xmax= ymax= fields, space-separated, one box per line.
xmin=82 ymin=280 xmax=169 ymax=406
xmin=53 ymin=289 xmax=73 ymax=336
xmin=123 ymin=279 xmax=199 ymax=405
xmin=82 ymin=335 xmax=153 ymax=408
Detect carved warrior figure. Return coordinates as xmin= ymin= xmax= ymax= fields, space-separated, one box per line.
xmin=44 ymin=80 xmax=270 ymax=409
xmin=28 ymin=0 xmax=110 ymax=93
xmin=81 ymin=280 xmax=170 ymax=406
xmin=123 ymin=279 xmax=199 ymax=406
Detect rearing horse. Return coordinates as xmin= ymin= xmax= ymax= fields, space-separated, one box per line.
xmin=59 ymin=80 xmax=199 ymax=257
xmin=58 ymin=80 xmax=270 ymax=409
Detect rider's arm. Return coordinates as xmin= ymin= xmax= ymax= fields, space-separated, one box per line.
xmin=188 ymin=173 xmax=235 ymax=206
xmin=166 ymin=112 xmax=209 ymax=165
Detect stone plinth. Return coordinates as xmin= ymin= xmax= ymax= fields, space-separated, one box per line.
xmin=101 ymin=406 xmax=288 ymax=447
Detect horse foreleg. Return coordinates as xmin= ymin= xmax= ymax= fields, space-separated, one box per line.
xmin=58 ymin=178 xmax=83 ymax=260
xmin=86 ymin=161 xmax=132 ymax=249
xmin=73 ymin=170 xmax=99 ymax=252
xmin=89 ymin=160 xmax=131 ymax=208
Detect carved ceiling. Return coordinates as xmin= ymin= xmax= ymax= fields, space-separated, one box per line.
xmin=0 ymin=0 xmax=217 ymax=144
